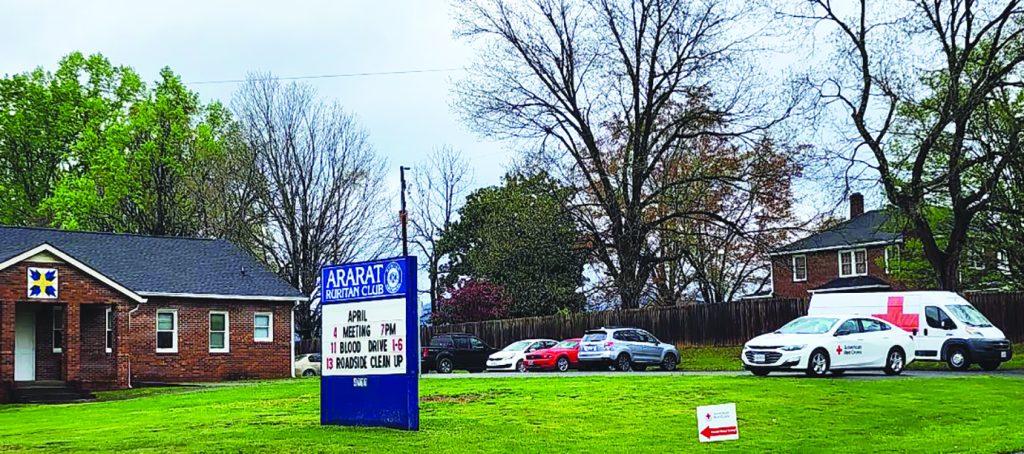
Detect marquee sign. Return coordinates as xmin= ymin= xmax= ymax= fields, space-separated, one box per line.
xmin=320 ymin=257 xmax=418 ymax=430
xmin=27 ymin=267 xmax=58 ymax=299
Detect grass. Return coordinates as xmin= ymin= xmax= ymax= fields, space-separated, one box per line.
xmin=677 ymin=344 xmax=1023 ymax=372
xmin=2 ymin=375 xmax=1024 ymax=453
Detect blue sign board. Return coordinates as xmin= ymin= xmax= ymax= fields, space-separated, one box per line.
xmin=320 ymin=256 xmax=418 ymax=431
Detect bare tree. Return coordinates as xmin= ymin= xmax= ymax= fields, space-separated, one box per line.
xmin=408 ymin=146 xmax=473 ymax=311
xmin=796 ymin=0 xmax=1024 ymax=291
xmin=232 ymin=74 xmax=388 ymax=340
xmin=455 ymin=0 xmax=795 ymax=308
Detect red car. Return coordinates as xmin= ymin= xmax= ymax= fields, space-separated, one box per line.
xmin=524 ymin=338 xmax=581 ymax=372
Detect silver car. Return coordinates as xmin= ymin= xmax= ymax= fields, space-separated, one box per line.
xmin=577 ymin=327 xmax=679 ymax=371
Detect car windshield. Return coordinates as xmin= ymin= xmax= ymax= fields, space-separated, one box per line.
xmin=777 ymin=317 xmax=839 ymax=335
xmin=503 ymin=341 xmax=532 ymax=352
xmin=946 ymin=305 xmax=993 ymax=327
xmin=555 ymin=341 xmax=578 ymax=349
xmin=582 ymin=332 xmax=607 ymax=342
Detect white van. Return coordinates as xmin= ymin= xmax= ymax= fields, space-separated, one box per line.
xmin=807 ymin=291 xmax=1013 ymax=371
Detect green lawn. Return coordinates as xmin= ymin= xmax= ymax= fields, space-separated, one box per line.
xmin=677 ymin=344 xmax=1024 ymax=372
xmin=2 ymin=375 xmax=1024 ymax=453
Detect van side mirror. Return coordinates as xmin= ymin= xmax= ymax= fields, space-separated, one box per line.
xmin=942 ymin=319 xmax=956 ymax=330
xmin=834 ymin=330 xmax=851 ymax=337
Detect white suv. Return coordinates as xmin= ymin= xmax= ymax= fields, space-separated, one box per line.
xmin=577 ymin=327 xmax=679 ymax=372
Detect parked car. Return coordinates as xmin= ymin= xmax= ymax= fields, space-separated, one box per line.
xmin=525 ymin=338 xmax=581 ymax=372
xmin=577 ymin=327 xmax=679 ymax=372
xmin=422 ymin=333 xmax=496 ymax=374
xmin=487 ymin=339 xmax=558 ymax=372
xmin=808 ymin=291 xmax=1013 ymax=371
xmin=742 ymin=315 xmax=916 ymax=377
xmin=295 ymin=353 xmax=321 ymax=377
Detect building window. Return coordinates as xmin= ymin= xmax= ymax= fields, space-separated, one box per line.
xmin=791 ymin=255 xmax=807 ymax=282
xmin=254 ymin=312 xmax=273 ymax=342
xmin=209 ymin=311 xmax=229 ymax=353
xmin=53 ymin=306 xmax=63 ymax=353
xmin=105 ymin=307 xmax=114 ymax=353
xmin=997 ymin=251 xmax=1010 ymax=272
xmin=884 ymin=246 xmax=900 ymax=274
xmin=839 ymin=249 xmax=867 ymax=277
xmin=156 ymin=310 xmax=178 ymax=353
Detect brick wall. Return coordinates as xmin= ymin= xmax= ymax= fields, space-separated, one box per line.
xmin=34 ymin=305 xmax=62 ymax=381
xmin=80 ymin=305 xmax=116 ymax=387
xmin=772 ymin=247 xmax=890 ymax=298
xmin=129 ymin=297 xmax=292 ymax=383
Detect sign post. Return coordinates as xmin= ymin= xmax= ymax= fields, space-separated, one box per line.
xmin=320 ymin=257 xmax=418 ymax=430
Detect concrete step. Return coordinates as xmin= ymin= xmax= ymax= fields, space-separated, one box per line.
xmin=12 ymin=382 xmax=94 ymax=404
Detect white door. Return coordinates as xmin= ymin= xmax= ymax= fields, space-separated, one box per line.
xmin=857 ymin=318 xmax=889 ymax=367
xmin=917 ymin=306 xmax=955 ymax=360
xmin=14 ymin=310 xmax=36 ymax=382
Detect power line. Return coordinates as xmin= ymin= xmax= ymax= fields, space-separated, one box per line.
xmin=189 ymin=67 xmax=466 ymax=85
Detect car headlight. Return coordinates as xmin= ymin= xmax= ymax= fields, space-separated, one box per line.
xmin=780 ymin=345 xmax=805 ymax=351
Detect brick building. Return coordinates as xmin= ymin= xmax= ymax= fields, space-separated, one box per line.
xmin=769 ymin=194 xmax=903 ymax=298
xmin=0 ymin=227 xmax=305 ymax=403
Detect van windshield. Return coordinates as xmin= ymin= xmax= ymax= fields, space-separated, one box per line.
xmin=777 ymin=317 xmax=839 ymax=335
xmin=946 ymin=305 xmax=993 ymax=327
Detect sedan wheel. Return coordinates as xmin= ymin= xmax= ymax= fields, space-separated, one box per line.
xmin=516 ymin=360 xmax=527 ymax=373
xmin=884 ymin=348 xmax=905 ymax=376
xmin=806 ymin=350 xmax=830 ymax=377
xmin=556 ymin=357 xmax=570 ymax=372
xmin=302 ymin=369 xmax=316 ymax=377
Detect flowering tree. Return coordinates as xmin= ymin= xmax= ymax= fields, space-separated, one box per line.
xmin=433 ymin=280 xmax=512 ymax=325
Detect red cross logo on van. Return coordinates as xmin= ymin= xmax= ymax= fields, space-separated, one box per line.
xmin=872 ymin=296 xmax=920 ymax=333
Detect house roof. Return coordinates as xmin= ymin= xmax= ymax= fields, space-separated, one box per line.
xmin=810 ymin=275 xmax=892 ymax=293
xmin=773 ymin=210 xmax=901 ymax=255
xmin=0 ymin=226 xmax=304 ymax=301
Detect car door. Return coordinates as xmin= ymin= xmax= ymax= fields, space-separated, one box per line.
xmin=917 ymin=306 xmax=956 ymax=359
xmin=857 ymin=319 xmax=888 ymax=367
xmin=468 ymin=336 xmax=491 ymax=368
xmin=636 ymin=330 xmax=660 ymax=363
xmin=831 ymin=318 xmax=866 ymax=368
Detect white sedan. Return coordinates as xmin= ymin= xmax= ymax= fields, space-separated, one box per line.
xmin=486 ymin=339 xmax=558 ymax=372
xmin=742 ymin=315 xmax=916 ymax=377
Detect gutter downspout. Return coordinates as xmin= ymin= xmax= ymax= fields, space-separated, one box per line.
xmin=127 ymin=302 xmax=142 ymax=388
xmin=291 ymin=300 xmax=298 ymax=378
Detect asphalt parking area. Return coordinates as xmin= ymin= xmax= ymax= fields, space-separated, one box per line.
xmin=422 ymin=369 xmax=1024 ymax=380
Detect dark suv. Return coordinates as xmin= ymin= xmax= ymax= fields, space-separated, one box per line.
xmin=422 ymin=333 xmax=496 ymax=373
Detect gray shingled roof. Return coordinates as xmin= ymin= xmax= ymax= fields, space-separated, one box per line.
xmin=0 ymin=226 xmax=303 ymax=299
xmin=774 ymin=210 xmax=902 ymax=254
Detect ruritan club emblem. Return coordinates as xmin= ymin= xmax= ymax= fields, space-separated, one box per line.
xmin=384 ymin=261 xmax=402 ymax=294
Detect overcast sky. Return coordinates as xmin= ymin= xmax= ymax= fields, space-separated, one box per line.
xmin=0 ymin=0 xmax=510 ymax=198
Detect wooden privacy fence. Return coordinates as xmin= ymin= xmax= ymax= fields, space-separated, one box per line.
xmin=419 ymin=293 xmax=1024 ymax=348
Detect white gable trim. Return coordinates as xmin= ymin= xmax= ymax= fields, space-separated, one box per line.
xmin=808 ymin=284 xmax=891 ymax=294
xmin=137 ymin=291 xmax=306 ymax=303
xmin=0 ymin=243 xmax=147 ymax=303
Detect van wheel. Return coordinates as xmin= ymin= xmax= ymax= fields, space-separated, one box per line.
xmin=884 ymin=348 xmax=906 ymax=376
xmin=806 ymin=349 xmax=830 ymax=377
xmin=946 ymin=346 xmax=970 ymax=371
xmin=979 ymin=361 xmax=1000 ymax=371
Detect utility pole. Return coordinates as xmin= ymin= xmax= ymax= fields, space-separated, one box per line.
xmin=400 ymin=166 xmax=410 ymax=257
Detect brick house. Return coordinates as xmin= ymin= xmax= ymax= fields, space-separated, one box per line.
xmin=0 ymin=226 xmax=305 ymax=403
xmin=769 ymin=194 xmax=903 ymax=298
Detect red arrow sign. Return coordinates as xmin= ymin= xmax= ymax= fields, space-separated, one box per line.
xmin=701 ymin=425 xmax=738 ymax=439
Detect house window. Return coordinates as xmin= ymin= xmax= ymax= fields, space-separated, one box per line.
xmin=156 ymin=310 xmax=178 ymax=353
xmin=254 ymin=312 xmax=273 ymax=342
xmin=967 ymin=251 xmax=985 ymax=270
xmin=997 ymin=251 xmax=1010 ymax=272
xmin=209 ymin=311 xmax=229 ymax=353
xmin=839 ymin=249 xmax=867 ymax=277
xmin=105 ymin=307 xmax=114 ymax=353
xmin=884 ymin=246 xmax=900 ymax=274
xmin=792 ymin=255 xmax=807 ymax=282
xmin=53 ymin=306 xmax=63 ymax=353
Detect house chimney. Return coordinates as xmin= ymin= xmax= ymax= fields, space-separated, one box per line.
xmin=850 ymin=192 xmax=864 ymax=219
